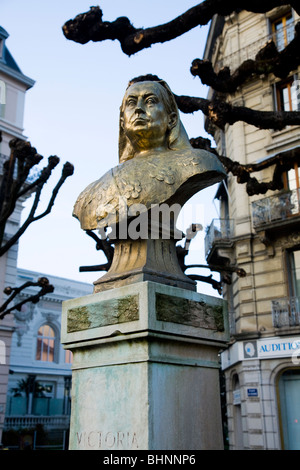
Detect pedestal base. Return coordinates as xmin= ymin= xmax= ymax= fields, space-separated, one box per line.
xmin=61 ymin=282 xmax=228 ymax=450
xmin=93 ymin=238 xmax=196 ymax=292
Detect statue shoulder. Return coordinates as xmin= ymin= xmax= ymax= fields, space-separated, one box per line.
xmin=162 ymin=147 xmax=225 ymax=177
xmin=73 ymin=168 xmax=116 ymax=230
xmin=183 ymin=148 xmax=224 ymax=169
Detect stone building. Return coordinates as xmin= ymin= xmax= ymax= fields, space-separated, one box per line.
xmin=3 ymin=268 xmax=91 ymax=445
xmin=0 ymin=25 xmax=35 ymax=443
xmin=203 ymin=6 xmax=300 ymax=450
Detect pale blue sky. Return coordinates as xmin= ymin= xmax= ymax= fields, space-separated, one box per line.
xmin=1 ymin=1 xmax=221 ymax=295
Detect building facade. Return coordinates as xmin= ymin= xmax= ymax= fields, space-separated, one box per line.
xmin=204 ymin=7 xmax=300 ymax=449
xmin=0 ymin=26 xmax=35 ymax=443
xmin=4 ymin=268 xmax=92 ymax=442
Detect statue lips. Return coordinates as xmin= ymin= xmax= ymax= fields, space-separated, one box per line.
xmin=132 ymin=116 xmax=149 ymax=126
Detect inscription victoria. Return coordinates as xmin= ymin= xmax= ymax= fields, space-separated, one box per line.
xmin=75 ymin=430 xmax=139 ymax=449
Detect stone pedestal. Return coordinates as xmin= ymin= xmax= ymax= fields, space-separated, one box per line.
xmin=93 ymin=238 xmax=196 ymax=293
xmin=61 ymin=281 xmax=228 ymax=450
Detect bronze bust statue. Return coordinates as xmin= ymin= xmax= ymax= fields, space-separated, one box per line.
xmin=73 ymin=75 xmax=226 ymax=292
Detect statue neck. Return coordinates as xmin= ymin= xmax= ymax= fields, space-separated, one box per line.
xmin=129 ymin=132 xmax=169 ymax=157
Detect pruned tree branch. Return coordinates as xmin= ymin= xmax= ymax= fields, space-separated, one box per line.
xmin=187 ymin=263 xmax=246 ymax=277
xmin=62 ymin=2 xmax=300 ymax=55
xmin=191 ymin=137 xmax=300 ymax=195
xmin=78 ymin=229 xmax=115 ymax=273
xmin=0 ymin=139 xmax=43 ymax=240
xmin=191 ymin=22 xmax=300 ymax=92
xmin=188 ymin=273 xmax=223 ymax=294
xmin=0 ymin=138 xmax=74 ymax=320
xmin=176 ymin=223 xmax=246 ymax=294
xmin=62 ymin=2 xmax=300 ymax=294
xmin=0 ymin=140 xmax=74 ymax=257
xmin=0 ymin=277 xmax=54 ymax=320
xmin=85 ymin=230 xmax=114 ymax=264
xmin=174 ymin=93 xmax=300 ymax=131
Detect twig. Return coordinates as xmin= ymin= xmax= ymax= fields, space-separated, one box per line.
xmin=0 ymin=161 xmax=74 ymax=256
xmin=174 ymin=94 xmax=300 ymax=131
xmin=0 ymin=277 xmax=54 ymax=320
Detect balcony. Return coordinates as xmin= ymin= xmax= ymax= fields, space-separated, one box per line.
xmin=216 ymin=19 xmax=299 ymax=72
xmin=272 ymin=296 xmax=300 ymax=328
xmin=4 ymin=415 xmax=70 ymax=431
xmin=4 ymin=396 xmax=70 ymax=431
xmin=205 ymin=218 xmax=234 ymax=259
xmin=252 ymin=188 xmax=300 ymax=230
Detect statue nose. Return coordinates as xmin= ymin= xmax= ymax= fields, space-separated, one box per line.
xmin=135 ymin=98 xmax=146 ymax=114
xmin=135 ymin=106 xmax=144 ymax=114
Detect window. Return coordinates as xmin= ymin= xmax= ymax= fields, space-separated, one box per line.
xmin=282 ymin=163 xmax=300 ymax=217
xmin=271 ymin=12 xmax=294 ymax=51
xmin=287 ymin=249 xmax=300 ymax=298
xmin=276 ymin=77 xmax=298 ymax=112
xmin=0 ymin=79 xmax=6 ymax=118
xmin=284 ymin=164 xmax=300 ymax=192
xmin=36 ymin=324 xmax=55 ymax=362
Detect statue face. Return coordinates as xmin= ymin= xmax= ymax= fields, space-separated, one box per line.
xmin=120 ymin=81 xmax=176 ymax=152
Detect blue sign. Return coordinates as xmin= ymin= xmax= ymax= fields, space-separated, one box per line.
xmin=247 ymin=388 xmax=258 ymax=397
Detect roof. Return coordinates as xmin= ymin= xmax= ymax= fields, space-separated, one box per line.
xmin=0 ymin=25 xmax=35 ymax=89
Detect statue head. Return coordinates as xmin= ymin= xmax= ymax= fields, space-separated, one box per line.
xmin=119 ymin=75 xmax=192 ymax=163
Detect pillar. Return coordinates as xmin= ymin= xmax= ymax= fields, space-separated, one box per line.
xmin=61 ymin=281 xmax=228 ymax=450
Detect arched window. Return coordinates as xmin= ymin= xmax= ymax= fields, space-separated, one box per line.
xmin=36 ymin=324 xmax=55 ymax=362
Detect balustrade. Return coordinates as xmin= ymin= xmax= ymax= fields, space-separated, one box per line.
xmin=272 ymin=296 xmax=300 ymax=328
xmin=252 ymin=189 xmax=300 ymax=228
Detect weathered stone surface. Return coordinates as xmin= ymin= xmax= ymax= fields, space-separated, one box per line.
xmin=62 ymin=281 xmax=228 ymax=450
xmin=156 ymin=292 xmax=224 ymax=331
xmin=67 ymin=294 xmax=139 ymax=332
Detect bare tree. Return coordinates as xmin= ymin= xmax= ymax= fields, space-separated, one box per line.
xmin=62 ymin=1 xmax=300 ymax=291
xmin=62 ymin=2 xmax=300 ymax=159
xmin=0 ymin=137 xmax=74 ymax=319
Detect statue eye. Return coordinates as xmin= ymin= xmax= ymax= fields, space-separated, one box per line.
xmin=126 ymin=98 xmax=137 ymax=107
xmin=146 ymin=96 xmax=157 ymax=105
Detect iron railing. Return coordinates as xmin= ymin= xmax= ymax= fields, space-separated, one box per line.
xmin=252 ymin=188 xmax=300 ymax=228
xmin=272 ymin=296 xmax=300 ymax=328
xmin=216 ymin=19 xmax=299 ymax=72
xmin=205 ymin=218 xmax=234 ymax=258
xmin=4 ymin=415 xmax=70 ymax=430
